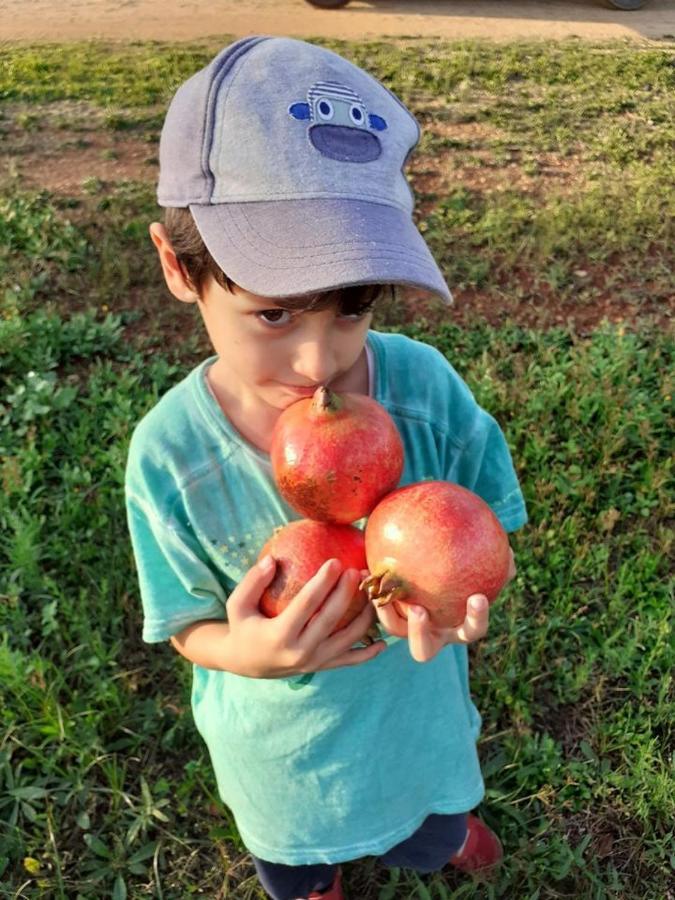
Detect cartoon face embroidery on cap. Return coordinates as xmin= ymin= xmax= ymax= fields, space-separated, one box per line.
xmin=288 ymin=81 xmax=388 ymax=163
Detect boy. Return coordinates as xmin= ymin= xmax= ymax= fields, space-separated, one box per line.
xmin=125 ymin=37 xmax=527 ymax=900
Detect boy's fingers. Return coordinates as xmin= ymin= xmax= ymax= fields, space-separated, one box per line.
xmin=454 ymin=594 xmax=489 ymax=643
xmin=227 ymin=554 xmax=278 ymax=619
xmin=320 ymin=593 xmax=377 ymax=654
xmin=282 ymin=558 xmax=343 ymax=636
xmin=320 ymin=638 xmax=387 ymax=671
xmin=373 ymin=598 xmax=409 ymax=638
xmin=406 ymin=605 xmax=438 ymax=663
xmin=301 ymin=568 xmax=364 ymax=645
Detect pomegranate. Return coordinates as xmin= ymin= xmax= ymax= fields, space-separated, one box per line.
xmin=258 ymin=519 xmax=368 ymax=630
xmin=270 ymin=386 xmax=404 ymax=524
xmin=361 ymin=481 xmax=510 ymax=628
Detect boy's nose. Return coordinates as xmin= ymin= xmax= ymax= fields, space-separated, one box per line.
xmin=292 ymin=339 xmax=336 ymax=386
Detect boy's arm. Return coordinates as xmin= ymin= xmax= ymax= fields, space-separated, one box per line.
xmin=170 ymin=619 xmax=234 ymax=670
xmin=170 ymin=554 xmax=386 ymax=678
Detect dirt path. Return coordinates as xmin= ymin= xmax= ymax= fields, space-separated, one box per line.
xmin=1 ymin=0 xmax=674 ymax=44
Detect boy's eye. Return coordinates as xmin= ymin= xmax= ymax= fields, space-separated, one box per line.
xmin=338 ymin=302 xmax=374 ymax=321
xmin=257 ymin=309 xmax=294 ymax=327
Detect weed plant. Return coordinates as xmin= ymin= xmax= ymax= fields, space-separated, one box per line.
xmin=0 ymin=37 xmax=673 ymax=900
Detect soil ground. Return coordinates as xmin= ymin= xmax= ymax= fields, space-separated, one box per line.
xmin=1 ymin=0 xmax=675 ymax=44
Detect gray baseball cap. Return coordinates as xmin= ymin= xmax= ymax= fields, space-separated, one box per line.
xmin=158 ymin=36 xmax=451 ymax=302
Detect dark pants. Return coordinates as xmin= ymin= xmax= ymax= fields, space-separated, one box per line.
xmin=252 ymin=812 xmax=468 ymax=900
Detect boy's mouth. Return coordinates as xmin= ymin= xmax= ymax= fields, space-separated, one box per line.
xmin=281 ymin=383 xmax=322 ymax=397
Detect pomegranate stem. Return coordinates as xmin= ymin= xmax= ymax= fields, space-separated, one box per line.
xmin=360 ymin=572 xmax=406 ymax=608
xmin=374 ymin=586 xmax=407 ymax=608
xmin=312 ymin=385 xmax=343 ymax=414
xmin=359 ymin=573 xmax=381 ymax=600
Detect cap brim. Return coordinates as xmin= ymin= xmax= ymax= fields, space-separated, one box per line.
xmin=190 ymin=198 xmax=452 ymax=302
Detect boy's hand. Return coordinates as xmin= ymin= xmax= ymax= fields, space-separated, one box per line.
xmin=372 ymin=548 xmax=516 ymax=663
xmin=224 ymin=555 xmax=387 ymax=678
xmin=373 ymin=594 xmax=490 ymax=663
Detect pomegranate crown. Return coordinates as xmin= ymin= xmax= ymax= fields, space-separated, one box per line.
xmin=311 ymin=385 xmax=344 ymax=415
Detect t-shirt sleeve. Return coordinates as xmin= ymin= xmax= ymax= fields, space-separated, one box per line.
xmin=427 ymin=349 xmax=527 ymax=533
xmin=451 ymin=407 xmax=528 ymax=533
xmin=126 ymin=495 xmax=228 ymax=643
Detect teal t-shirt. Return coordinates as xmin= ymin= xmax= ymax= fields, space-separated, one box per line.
xmin=125 ymin=330 xmax=527 ymax=865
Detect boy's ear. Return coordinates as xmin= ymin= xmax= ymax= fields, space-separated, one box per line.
xmin=149 ymin=222 xmax=200 ymax=304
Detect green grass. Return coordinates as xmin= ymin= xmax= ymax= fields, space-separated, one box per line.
xmin=1 ymin=36 xmax=674 ymax=899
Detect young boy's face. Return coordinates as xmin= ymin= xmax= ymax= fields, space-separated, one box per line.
xmin=198 ymin=275 xmax=373 ymax=412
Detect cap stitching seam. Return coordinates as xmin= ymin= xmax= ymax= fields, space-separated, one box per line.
xmin=222 ymin=211 xmax=436 ymax=271
xmin=225 ymin=205 xmax=433 ymax=263
xmin=203 ymin=38 xmax=269 ymax=204
xmin=210 ymin=190 xmax=412 ymax=209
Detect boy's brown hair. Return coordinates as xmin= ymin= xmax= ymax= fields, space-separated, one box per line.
xmin=164 ymin=208 xmax=391 ymax=316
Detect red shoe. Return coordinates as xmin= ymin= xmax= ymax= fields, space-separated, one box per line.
xmin=449 ymin=814 xmax=503 ymax=873
xmin=306 ymin=867 xmax=343 ymax=900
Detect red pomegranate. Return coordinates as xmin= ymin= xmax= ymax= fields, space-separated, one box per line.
xmin=258 ymin=519 xmax=368 ymax=630
xmin=361 ymin=481 xmax=510 ymax=628
xmin=270 ymin=386 xmax=404 ymax=524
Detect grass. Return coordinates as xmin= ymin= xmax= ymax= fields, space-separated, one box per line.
xmin=1 ymin=36 xmax=674 ymax=899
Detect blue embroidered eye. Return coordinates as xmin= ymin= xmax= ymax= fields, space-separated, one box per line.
xmin=317 ymin=99 xmax=334 ymax=121
xmin=350 ymin=105 xmax=364 ymax=125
